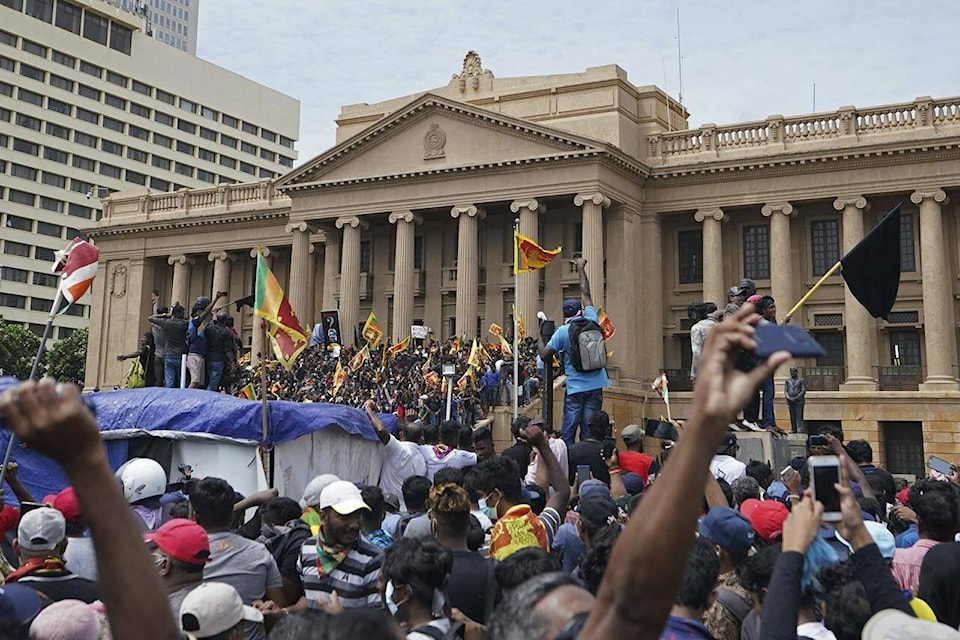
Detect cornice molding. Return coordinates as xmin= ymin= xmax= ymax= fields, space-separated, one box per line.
xmin=88 ymin=210 xmax=289 ymax=239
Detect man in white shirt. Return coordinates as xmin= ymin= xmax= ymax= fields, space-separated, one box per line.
xmin=365 ymin=401 xmax=426 ymax=512
xmin=419 ymin=420 xmax=478 ymax=481
xmin=524 ymin=417 xmax=569 ymax=487
xmin=710 ymin=431 xmax=746 ymax=483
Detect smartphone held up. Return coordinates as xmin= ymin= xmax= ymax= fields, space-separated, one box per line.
xmin=808 ymin=455 xmax=842 ymax=521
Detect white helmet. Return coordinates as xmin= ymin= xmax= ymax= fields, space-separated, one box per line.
xmin=116 ymin=458 xmax=167 ymax=504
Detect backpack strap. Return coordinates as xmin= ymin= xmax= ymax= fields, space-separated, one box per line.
xmin=716 ymin=587 xmax=753 ymax=623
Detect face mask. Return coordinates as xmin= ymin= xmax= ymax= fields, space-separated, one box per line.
xmin=384 ymin=580 xmax=408 ymax=617
xmin=479 ymin=494 xmax=499 ymax=521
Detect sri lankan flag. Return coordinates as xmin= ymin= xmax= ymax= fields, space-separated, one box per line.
xmin=332 ymin=359 xmax=347 ymax=395
xmin=349 ymin=345 xmax=370 ymax=372
xmin=467 ymin=339 xmax=481 ymax=369
xmin=597 ymin=308 xmax=616 ymax=340
xmin=514 ymin=232 xmax=562 ymax=274
xmin=450 ymin=336 xmax=461 ymax=355
xmin=362 ymin=312 xmax=383 ymax=347
xmin=254 ymin=249 xmax=308 ymax=369
xmin=237 ymin=382 xmax=256 ymax=401
xmin=52 ymin=237 xmax=100 ymax=315
xmin=489 ymin=323 xmax=504 ymax=337
xmin=389 ymin=336 xmax=410 ymax=356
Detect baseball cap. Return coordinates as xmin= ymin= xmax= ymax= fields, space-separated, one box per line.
xmin=746 ymin=294 xmax=762 ymax=305
xmin=621 ymin=424 xmax=643 ymax=444
xmin=579 ymin=494 xmax=619 ymax=528
xmin=144 ymin=518 xmax=211 ymax=566
xmin=180 ymin=582 xmax=263 ymax=637
xmin=727 ymin=286 xmax=743 ymax=298
xmin=740 ymin=498 xmax=789 ymax=543
xmin=300 ymin=474 xmax=340 ymax=509
xmin=579 ymin=479 xmax=611 ymax=501
xmin=42 ymin=487 xmax=82 ymax=523
xmin=861 ymin=609 xmax=960 ymax=640
xmin=835 ymin=520 xmax=896 ymax=560
xmin=699 ymin=506 xmax=755 ymax=556
xmin=766 ymin=481 xmax=790 ymax=502
xmin=738 ymin=278 xmax=756 ymax=296
xmin=715 ymin=432 xmax=738 ymax=455
xmin=319 ymin=480 xmax=370 ymax=516
xmin=562 ymin=298 xmax=582 ymax=317
xmin=382 ymin=492 xmax=401 ymax=511
xmin=0 ymin=584 xmax=42 ymax=629
xmin=621 ymin=473 xmax=645 ymax=495
xmin=18 ymin=507 xmax=66 ymax=552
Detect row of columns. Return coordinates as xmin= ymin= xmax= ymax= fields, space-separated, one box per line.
xmin=693 ymin=189 xmax=957 ymax=390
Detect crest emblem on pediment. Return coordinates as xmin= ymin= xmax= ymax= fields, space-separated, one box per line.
xmin=453 ymin=50 xmax=493 ymax=93
xmin=423 ymin=123 xmax=447 ymax=160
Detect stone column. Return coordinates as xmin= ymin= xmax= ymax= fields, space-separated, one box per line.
xmin=451 ymin=205 xmax=485 ymax=338
xmin=639 ymin=213 xmax=664 ymax=382
xmin=574 ymin=193 xmax=610 ymax=308
xmin=605 ymin=205 xmax=641 ymax=387
xmin=694 ymin=208 xmax=726 ymax=306
xmin=389 ymin=210 xmax=421 ymax=342
xmin=321 ymin=235 xmax=339 ymax=311
xmin=167 ymin=254 xmax=192 ymax=310
xmin=208 ymin=251 xmax=233 ymax=302
xmin=285 ymin=222 xmax=313 ymax=325
xmin=762 ymin=202 xmax=795 ymax=315
xmin=336 ymin=216 xmax=366 ymax=346
xmin=912 ymin=189 xmax=959 ymax=390
xmin=249 ymin=247 xmax=271 ymax=363
xmin=834 ymin=197 xmax=878 ymax=390
xmin=510 ymin=198 xmax=546 ymax=334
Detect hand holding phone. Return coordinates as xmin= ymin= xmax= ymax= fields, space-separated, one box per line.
xmin=928 ymin=456 xmax=956 ymax=476
xmin=754 ymin=324 xmax=826 ymax=359
xmin=602 ymin=437 xmax=616 ymax=461
xmin=577 ymin=465 xmax=591 ymax=489
xmin=808 ymin=455 xmax=842 ymax=521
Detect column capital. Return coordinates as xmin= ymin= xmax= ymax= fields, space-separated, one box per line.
xmin=761 ymin=202 xmax=795 ymax=217
xmin=249 ymin=247 xmax=271 ymax=259
xmin=284 ymin=221 xmax=315 ymax=234
xmin=833 ymin=196 xmax=869 ymax=212
xmin=449 ymin=204 xmax=486 ymax=220
xmin=509 ymin=198 xmax=546 ymax=215
xmin=207 ymin=250 xmax=235 ymax=263
xmin=167 ymin=254 xmax=193 ymax=266
xmin=910 ymin=189 xmax=949 ymax=206
xmin=335 ymin=215 xmax=369 ymax=230
xmin=694 ymin=208 xmax=725 ymax=223
xmin=389 ymin=210 xmax=424 ymax=225
xmin=574 ymin=192 xmax=611 ymax=208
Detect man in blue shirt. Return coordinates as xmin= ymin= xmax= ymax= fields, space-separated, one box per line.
xmin=538 ymin=257 xmax=610 ymax=445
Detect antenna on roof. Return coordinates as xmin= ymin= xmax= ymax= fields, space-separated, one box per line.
xmin=676 ymin=7 xmax=684 ymax=106
xmin=813 ymin=82 xmax=817 ymax=112
xmin=662 ymin=57 xmax=673 ymax=132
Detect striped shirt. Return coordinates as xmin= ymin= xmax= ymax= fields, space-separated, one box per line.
xmin=297 ymin=535 xmax=383 ymax=609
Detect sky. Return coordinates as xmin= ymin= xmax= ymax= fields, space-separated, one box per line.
xmin=197 ymin=0 xmax=960 ymax=166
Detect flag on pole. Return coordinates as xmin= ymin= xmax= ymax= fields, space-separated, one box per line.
xmin=597 ymin=308 xmax=616 ymax=340
xmin=515 ymin=308 xmax=526 ymax=341
xmin=652 ymin=372 xmax=671 ymax=421
xmin=362 ymin=312 xmax=384 ymax=347
xmin=254 ymin=249 xmax=308 ymax=369
xmin=237 ymin=382 xmax=256 ymax=400
xmin=349 ymin=345 xmax=370 ymax=372
xmin=332 ymin=359 xmax=347 ymax=392
xmin=840 ymin=204 xmax=902 ymax=319
xmin=389 ymin=336 xmax=410 ymax=356
xmin=51 ymin=238 xmax=100 ymax=315
xmin=467 ymin=339 xmax=481 ymax=369
xmin=449 ymin=336 xmax=461 ymax=355
xmin=514 ymin=232 xmax=562 ymax=274
xmin=496 ymin=334 xmax=513 ymax=357
xmin=489 ymin=323 xmax=504 ymax=337
xmin=424 ymin=370 xmax=441 ymax=388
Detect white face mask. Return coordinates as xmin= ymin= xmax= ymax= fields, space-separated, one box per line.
xmin=384 ymin=580 xmax=407 ymax=617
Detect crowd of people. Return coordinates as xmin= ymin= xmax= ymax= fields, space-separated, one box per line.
xmin=3 ymin=304 xmax=960 ymax=639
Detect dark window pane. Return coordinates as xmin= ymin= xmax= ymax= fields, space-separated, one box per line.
xmin=742 ymin=224 xmax=770 ymax=280
xmin=15 ymin=113 xmax=41 ymax=130
xmin=41 ymin=171 xmax=66 ymax=187
xmin=76 ymin=107 xmax=99 ymax=124
xmin=12 ymin=138 xmax=39 ymax=155
xmin=1 ymin=267 xmax=29 ymax=283
xmin=900 ymin=214 xmax=916 ymax=272
xmin=8 ymin=189 xmax=35 ymax=205
xmin=17 ymin=87 xmax=43 ymax=105
xmin=811 ymin=219 xmax=840 ymax=276
xmin=222 ymin=114 xmax=238 ymax=128
xmin=125 ymin=169 xmax=145 ymax=185
xmin=83 ymin=12 xmax=108 ymax=45
xmin=47 ymin=97 xmax=71 ymax=114
xmin=889 ymin=329 xmax=921 ymax=366
xmin=99 ymin=162 xmax=121 ymax=178
xmin=25 ymin=0 xmax=53 ymax=22
xmin=34 ymin=246 xmax=55 ymax=261
xmin=21 ymin=39 xmax=46 ymax=57
xmin=150 ymin=177 xmax=169 ymax=191
xmin=678 ymin=229 xmax=703 ymax=284
xmin=109 ymin=23 xmax=132 ymax=54
xmin=10 ymin=163 xmax=37 ymax=180
xmin=0 ymin=0 xmax=24 ymax=11
xmin=51 ymin=50 xmax=75 ymax=68
xmin=79 ymin=60 xmax=101 ymax=77
xmin=77 ymin=84 xmax=100 ymax=100
xmin=128 ymin=124 xmax=149 ymax=141
xmin=49 ymin=73 xmax=73 ymax=91
xmin=103 ymin=116 xmax=124 ymax=132
xmin=156 ymin=89 xmax=175 ymax=105
xmin=151 ymin=156 xmax=171 ymax=170
xmin=19 ymin=62 xmax=44 ymax=80
xmin=155 ymin=111 xmax=174 ymax=126
xmin=132 ymin=80 xmax=151 ymax=95
xmin=68 ymin=203 xmax=93 ymax=219
xmin=127 ymin=147 xmax=147 ymax=163
xmin=104 ymin=93 xmax=125 ymax=109
xmin=34 ymin=272 xmax=59 ymax=287
xmin=44 ymin=147 xmax=68 ymax=164
xmin=177 ymin=119 xmax=196 ymax=134
xmin=0 ymin=293 xmax=27 ymax=308
xmin=242 ymin=121 xmax=257 ymax=135
xmin=72 ymin=155 xmax=95 ymax=171
xmin=55 ymin=1 xmax=82 ymax=33
xmin=5 ymin=214 xmax=32 ymax=230
xmin=239 ymin=162 xmax=255 ymax=175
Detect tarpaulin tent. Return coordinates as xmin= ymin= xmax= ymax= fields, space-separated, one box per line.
xmin=0 ymin=378 xmax=396 ymax=505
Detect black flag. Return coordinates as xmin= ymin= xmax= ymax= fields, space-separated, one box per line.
xmin=840 ymin=203 xmax=901 ymax=319
xmin=234 ymin=294 xmax=255 ymax=312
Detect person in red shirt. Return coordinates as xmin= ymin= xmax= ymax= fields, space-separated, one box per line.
xmin=617 ymin=425 xmax=654 ymax=485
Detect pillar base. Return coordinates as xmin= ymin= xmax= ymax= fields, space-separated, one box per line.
xmin=920 ymin=377 xmax=960 ymax=392
xmin=839 ymin=378 xmax=878 ymax=391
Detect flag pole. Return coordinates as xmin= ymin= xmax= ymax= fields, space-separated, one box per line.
xmin=0 ymin=287 xmax=63 ymax=488
xmin=513 ymin=219 xmax=519 ymax=421
xmin=783 ymin=260 xmax=842 ymax=322
xmin=259 ymin=322 xmax=273 ymax=488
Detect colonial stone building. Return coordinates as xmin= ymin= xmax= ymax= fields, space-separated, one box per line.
xmin=86 ymin=52 xmax=960 ymax=476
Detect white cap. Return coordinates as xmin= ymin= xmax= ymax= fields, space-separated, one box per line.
xmin=18 ymin=507 xmax=66 ymax=552
xmin=319 ymin=480 xmax=370 ymax=516
xmin=300 ymin=474 xmax=340 ymax=510
xmin=861 ymin=609 xmax=960 ymax=639
xmin=180 ymin=582 xmax=263 ymax=638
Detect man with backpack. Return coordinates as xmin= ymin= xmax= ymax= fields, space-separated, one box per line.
xmin=538 ymin=257 xmax=610 ymax=446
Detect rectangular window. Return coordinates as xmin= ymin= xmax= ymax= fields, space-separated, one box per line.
xmin=239 ymin=161 xmax=256 ymax=175
xmin=72 ymin=155 xmax=95 ymax=171
xmin=179 ymin=98 xmax=196 ymax=113
xmin=279 ymin=156 xmax=294 ymax=168
xmin=222 ymin=114 xmax=238 ymax=128
xmin=889 ymin=329 xmax=921 ymax=366
xmin=0 ymin=56 xmax=13 ymax=71
xmin=154 ymin=111 xmax=173 ymax=126
xmin=360 ymin=240 xmax=371 ymax=273
xmin=76 ymin=107 xmax=99 ymax=124
xmin=63 ymin=303 xmax=85 ymax=317
xmin=900 ymin=213 xmax=916 ymax=273
xmin=199 ymin=127 xmax=216 ymax=141
xmin=77 ymin=84 xmax=100 ymax=100
xmin=5 ymin=214 xmax=32 ymax=230
xmin=259 ymin=168 xmax=274 ymax=179
xmin=814 ymin=331 xmax=844 ymax=367
xmin=3 ymin=244 xmax=31 ymax=259
xmin=131 ymin=80 xmax=151 ymax=96
xmin=15 ymin=113 xmax=41 ymax=130
xmin=25 ymin=0 xmax=53 ymax=22
xmin=0 ymin=82 xmax=13 ymax=97
xmin=177 ymin=119 xmax=196 ymax=134
xmin=79 ymin=60 xmax=102 ymax=78
xmin=46 ymin=97 xmax=71 ymax=114
xmin=17 ymin=87 xmax=43 ymax=105
xmin=41 ymin=171 xmax=66 ymax=188
xmin=55 ymin=0 xmax=82 ymax=34
xmin=67 ymin=203 xmax=93 ymax=219
xmin=152 ymin=133 xmax=173 ymax=149
xmin=240 ymin=141 xmax=256 ymax=155
xmin=1 ymin=267 xmax=29 ymax=283
xmin=33 ymin=272 xmax=58 ymax=287
xmin=104 ymin=93 xmax=125 ymax=109
xmin=34 ymin=246 xmax=55 ymax=261
xmin=0 ymin=0 xmax=24 ymax=11
xmin=280 ymin=135 xmax=295 ymax=149
xmin=101 ymin=139 xmax=122 ymax=155
xmin=70 ymin=178 xmax=93 ymax=194
xmin=10 ymin=163 xmax=37 ymax=180
xmin=102 ymin=116 xmax=124 ymax=133
xmin=241 ymin=121 xmax=257 ymax=135
xmin=150 ymin=177 xmax=169 ymax=191
xmin=49 ymin=72 xmax=72 ymax=91
xmin=0 ymin=30 xmax=16 ymax=46
xmin=21 ymin=38 xmax=46 ymax=57
xmin=196 ymin=169 xmax=215 ymax=183
xmin=99 ymin=162 xmax=121 ymax=179
xmin=0 ymin=107 xmax=9 ymax=121
xmin=12 ymin=138 xmax=39 ymax=155
xmin=129 ymin=102 xmax=150 ymax=119
xmin=38 ymin=199 xmax=63 ymax=214
xmin=105 ymin=71 xmax=128 ymax=87
xmin=260 ymin=149 xmax=276 ymax=162
xmin=44 ymin=147 xmax=68 ymax=164
xmin=8 ymin=189 xmax=35 ymax=206
xmin=810 ymin=219 xmax=840 ymax=276
xmin=197 ymin=148 xmax=215 ymax=162
xmin=109 ymin=23 xmax=132 ymax=54
xmin=260 ymin=128 xmax=277 ymax=143
xmin=128 ymin=124 xmax=149 ymax=141
xmin=156 ymin=89 xmax=175 ymax=105
xmin=30 ymin=297 xmax=53 ymax=313
xmin=82 ymin=12 xmax=108 ymax=45
xmin=174 ymin=162 xmax=193 ymax=177
xmin=127 ymin=147 xmax=147 ymax=163
xmin=125 ymin=169 xmax=146 ymax=185
xmin=151 ymin=155 xmax=171 ymax=170
xmin=18 ymin=63 xmax=44 ymax=81
xmin=74 ymin=131 xmax=97 ymax=147
xmin=51 ymin=50 xmax=75 ymax=68
xmin=0 ymin=294 xmax=28 ymax=311
xmin=219 ymin=155 xmax=236 ymax=169
xmin=220 ymin=134 xmax=237 ymax=148
xmin=176 ymin=140 xmax=194 ymax=155
xmin=742 ymin=224 xmax=770 ymax=280
xmin=200 ymin=106 xmax=217 ymax=121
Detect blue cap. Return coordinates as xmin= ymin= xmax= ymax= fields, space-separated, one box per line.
xmin=699 ymin=506 xmax=755 ymax=556
xmin=0 ymin=584 xmax=43 ymax=629
xmin=562 ymin=299 xmax=582 ymax=317
xmin=621 ymin=472 xmax=645 ymax=495
xmin=766 ymin=481 xmax=789 ymax=501
xmin=579 ymin=479 xmax=610 ymax=500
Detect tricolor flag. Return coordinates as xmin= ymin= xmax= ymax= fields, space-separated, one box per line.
xmin=597 ymin=308 xmax=616 ymax=341
xmin=362 ymin=312 xmax=383 ymax=347
xmin=514 ymin=232 xmax=562 ymax=274
xmin=254 ymin=249 xmax=308 ymax=370
xmin=237 ymin=382 xmax=256 ymax=401
xmin=52 ymin=238 xmax=100 ymax=315
xmin=389 ymin=337 xmax=410 ymax=356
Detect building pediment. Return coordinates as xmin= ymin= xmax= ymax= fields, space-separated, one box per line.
xmin=276 ymin=94 xmax=619 ymax=191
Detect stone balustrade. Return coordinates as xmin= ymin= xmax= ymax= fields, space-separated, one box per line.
xmin=647 ymin=96 xmax=960 ymax=162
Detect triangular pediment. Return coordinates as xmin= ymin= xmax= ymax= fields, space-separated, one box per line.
xmin=277 ymin=94 xmax=609 ymax=189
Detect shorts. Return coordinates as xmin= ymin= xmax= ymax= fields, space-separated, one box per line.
xmin=187 ymin=353 xmax=205 ymax=386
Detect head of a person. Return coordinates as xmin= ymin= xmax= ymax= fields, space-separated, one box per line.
xmin=790 ymin=367 xmax=799 ymax=378
xmin=422 ymin=423 xmax=440 ymax=445
xmin=699 ymin=506 xmax=755 ymax=569
xmin=189 ymin=477 xmax=236 ymax=530
xmin=300 ymin=474 xmax=340 ymax=511
xmin=621 ymin=424 xmax=644 ymax=452
xmin=494 ymin=547 xmax=561 ymax=593
xmin=433 ymin=467 xmax=465 ymax=489
xmin=221 ymin=314 xmax=234 ymax=328
xmin=145 ymin=518 xmax=210 ymax=582
xmin=458 ymin=424 xmax=474 ymax=451
xmin=673 ymin=537 xmax=721 ymax=618
xmin=909 ymin=480 xmax=960 ymax=542
xmin=577 ymin=494 xmax=619 ymax=547
xmin=428 ymin=483 xmax=471 ymax=541
xmin=846 ymin=440 xmax=873 ymax=465
xmin=380 ymin=537 xmax=453 ymax=623
xmin=757 ymin=295 xmax=776 ymax=321
xmin=745 ymin=460 xmax=774 ymax=490
xmin=587 ymin=410 xmax=612 ymax=441
xmin=510 ymin=415 xmax=532 ymax=442
xmin=703 ymin=302 xmax=718 ymax=316
xmin=44 ymin=487 xmax=85 ymax=536
xmin=152 ymin=289 xmax=160 ymax=300
xmin=268 ymin=609 xmax=403 ymax=640
xmin=488 ymin=571 xmax=595 ymax=640
xmin=171 ymin=303 xmax=185 ymax=319
xmin=27 ymin=599 xmax=109 ymax=640
xmin=474 ymin=456 xmax=523 ymax=518
xmin=727 ymin=286 xmax=743 ymax=305
xmin=687 ymin=302 xmax=707 ymax=322
xmin=156 ymin=305 xmax=169 ymax=317
xmin=818 ymin=424 xmax=845 ymax=443
xmin=578 ymin=521 xmax=622 ymax=596
xmin=472 ymin=426 xmax=496 ymax=461
xmin=738 ymin=278 xmax=757 ymax=299
xmin=360 ymin=486 xmax=386 ymax=532
xmin=14 ymin=507 xmax=66 ymax=562
xmin=401 ymin=420 xmax=423 ymax=445
xmin=738 ymin=542 xmax=782 ymax=614
xmin=318 ymin=481 xmax=370 ymax=547
xmin=562 ymin=298 xmax=582 ymax=319
xmin=731 ymin=476 xmax=762 ymax=507
xmin=401 ymin=476 xmax=433 ymax=514
xmin=180 ymin=582 xmax=263 ymax=640
xmin=259 ymin=497 xmax=302 ymax=530
xmin=0 ymin=583 xmax=43 ymax=638
xmin=716 ymin=431 xmax=739 ymax=458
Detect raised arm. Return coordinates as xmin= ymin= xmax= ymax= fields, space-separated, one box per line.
xmin=0 ymin=379 xmax=178 ymax=640
xmin=579 ymin=306 xmax=790 ymax=640
xmin=365 ymin=399 xmax=390 ymax=446
xmin=574 ymin=257 xmax=593 ymax=310
xmin=197 ymin=291 xmax=228 ymax=324
xmin=2 ymin=462 xmax=35 ymax=504
xmin=525 ymin=424 xmax=570 ymax=514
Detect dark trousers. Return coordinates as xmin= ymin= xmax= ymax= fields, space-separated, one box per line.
xmin=744 ymin=391 xmax=760 ymax=424
xmin=788 ymin=402 xmax=805 ymax=433
xmin=153 ymin=355 xmax=166 ymax=388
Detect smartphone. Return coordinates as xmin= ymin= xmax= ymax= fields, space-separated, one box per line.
xmin=808 ymin=435 xmax=827 ymax=447
xmin=602 ymin=437 xmax=616 ymax=460
xmin=577 ymin=465 xmax=591 ymax=489
xmin=928 ymin=456 xmax=955 ymax=476
xmin=754 ymin=324 xmax=827 ymax=359
xmin=808 ymin=455 xmax=842 ymax=521
xmin=19 ymin=501 xmax=46 ymax=514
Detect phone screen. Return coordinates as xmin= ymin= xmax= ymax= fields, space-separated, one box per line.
xmin=928 ymin=456 xmax=955 ymax=476
xmin=813 ymin=464 xmax=841 ymax=513
xmin=577 ymin=465 xmax=591 ymax=488
xmin=602 ymin=437 xmax=616 ymax=460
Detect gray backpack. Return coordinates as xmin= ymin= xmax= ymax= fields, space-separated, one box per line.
xmin=568 ymin=318 xmax=607 ymax=373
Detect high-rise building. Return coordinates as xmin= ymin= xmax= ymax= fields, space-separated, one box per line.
xmin=109 ymin=0 xmax=198 ymax=54
xmin=0 ymin=0 xmax=299 ymax=338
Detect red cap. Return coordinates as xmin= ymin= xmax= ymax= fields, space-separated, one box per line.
xmin=896 ymin=488 xmax=910 ymax=506
xmin=42 ymin=488 xmax=82 ymax=523
xmin=144 ymin=518 xmax=211 ymax=565
xmin=740 ymin=498 xmax=789 ymax=543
